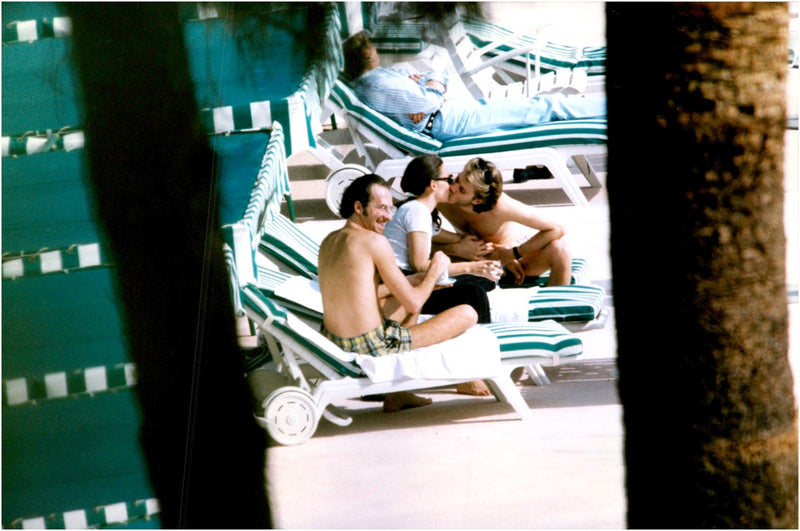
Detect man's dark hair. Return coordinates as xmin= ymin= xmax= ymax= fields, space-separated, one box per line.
xmin=400 ymin=154 xmax=443 ymax=196
xmin=342 ymin=30 xmax=374 ymax=80
xmin=339 ymin=173 xmax=390 ymax=218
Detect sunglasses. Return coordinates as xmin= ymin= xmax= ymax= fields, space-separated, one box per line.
xmin=433 ymin=175 xmax=454 ymax=185
xmin=476 ymin=158 xmax=493 ymax=184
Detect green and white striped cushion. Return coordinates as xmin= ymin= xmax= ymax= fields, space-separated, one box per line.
xmin=199 ymin=96 xmax=309 ymax=156
xmin=331 ymin=79 xmax=606 ymax=160
xmin=461 ymin=17 xmax=605 ymax=75
xmin=3 ymin=362 xmax=136 ymax=406
xmin=273 ymin=313 xmax=364 ymax=378
xmin=5 ymin=498 xmax=160 ymax=529
xmin=255 ymin=266 xmax=293 ymax=295
xmin=2 ymin=242 xmax=110 ymax=279
xmin=2 ymin=130 xmax=85 ymax=157
xmin=222 ymin=242 xmax=244 ymax=316
xmin=242 ymin=122 xmax=288 ymax=239
xmin=258 ymin=213 xmax=320 ymax=279
xmin=241 ymin=283 xmax=288 ymax=324
xmin=484 ymin=320 xmax=582 ymax=361
xmin=256 ymin=266 xmax=324 ymax=323
xmin=437 ymin=119 xmax=606 ymax=158
xmin=528 ymin=284 xmax=605 ymax=323
xmin=1 ymin=16 xmax=72 ymax=44
xmin=246 ymin=293 xmax=362 ymax=378
xmin=330 ymin=79 xmax=442 ymax=154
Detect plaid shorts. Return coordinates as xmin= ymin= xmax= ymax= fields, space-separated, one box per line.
xmin=322 ymin=318 xmax=412 ymax=357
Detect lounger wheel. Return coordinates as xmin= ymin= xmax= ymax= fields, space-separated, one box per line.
xmin=325 ymin=164 xmax=369 ymax=217
xmin=260 ymin=387 xmax=319 ymax=445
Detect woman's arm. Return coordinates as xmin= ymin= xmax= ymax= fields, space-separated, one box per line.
xmin=407 ymin=231 xmax=432 ymax=272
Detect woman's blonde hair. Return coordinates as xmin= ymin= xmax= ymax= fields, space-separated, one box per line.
xmin=463 ymin=158 xmax=502 ymax=213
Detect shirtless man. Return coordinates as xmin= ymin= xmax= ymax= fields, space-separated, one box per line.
xmin=436 ymin=158 xmax=572 ymax=286
xmin=318 ymin=174 xmax=481 ymax=412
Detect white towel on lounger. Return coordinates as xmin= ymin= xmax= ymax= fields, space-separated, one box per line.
xmin=487 ymin=287 xmax=539 ymax=322
xmin=355 ymin=325 xmax=501 ymax=383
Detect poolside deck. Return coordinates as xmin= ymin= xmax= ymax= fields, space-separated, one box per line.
xmin=257 ymin=75 xmax=798 ymax=530
xmin=255 ymin=4 xmax=798 ymax=526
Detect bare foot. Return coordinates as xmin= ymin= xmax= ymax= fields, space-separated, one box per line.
xmin=383 ymin=392 xmax=433 ymax=413
xmin=456 ymin=380 xmax=491 ymax=396
xmin=510 ymin=367 xmax=526 ymax=383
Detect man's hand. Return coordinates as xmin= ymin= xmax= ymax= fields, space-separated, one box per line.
xmin=505 ymin=259 xmax=526 ymax=284
xmin=408 ymin=112 xmax=425 ymax=124
xmin=422 ymin=80 xmax=446 ymax=93
xmin=470 ymin=260 xmax=504 ymax=281
xmin=497 ymin=247 xmax=526 ymax=284
xmin=451 ymin=235 xmax=494 ymax=261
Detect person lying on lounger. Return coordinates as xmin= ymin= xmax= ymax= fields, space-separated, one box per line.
xmin=318 ymin=174 xmax=482 ymax=411
xmin=342 ymin=31 xmax=606 ymax=142
xmin=383 ymin=154 xmax=504 ymax=326
xmin=436 ymin=157 xmax=574 ymax=287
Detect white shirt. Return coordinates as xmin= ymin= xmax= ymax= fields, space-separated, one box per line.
xmin=383 ymin=200 xmax=438 ymax=271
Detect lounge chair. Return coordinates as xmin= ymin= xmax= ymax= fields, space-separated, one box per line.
xmin=218 ymin=114 xmax=607 ymax=331
xmin=238 ymin=283 xmax=584 ymax=445
xmin=324 ymin=78 xmax=605 ymax=208
xmin=458 ymin=16 xmax=605 ymax=83
xmin=252 ymin=211 xmax=607 ymax=329
xmin=443 ymin=20 xmax=590 ymax=101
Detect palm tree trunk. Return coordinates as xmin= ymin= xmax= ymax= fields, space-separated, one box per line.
xmin=66 ymin=4 xmax=271 ymax=527
xmin=607 ymin=2 xmax=797 ymax=527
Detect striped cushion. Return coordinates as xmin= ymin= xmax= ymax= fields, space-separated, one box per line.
xmin=259 ymin=213 xmax=320 ymax=279
xmin=437 ymin=119 xmax=606 ymax=158
xmin=6 ymin=498 xmax=160 ymax=529
xmin=2 ymin=242 xmax=110 ymax=279
xmin=528 ymin=284 xmax=605 ymax=323
xmin=222 ymin=242 xmax=244 ymax=316
xmin=484 ymin=320 xmax=582 ymax=360
xmin=331 ymin=79 xmax=606 ymax=159
xmin=2 ymin=130 xmax=85 ymax=157
xmin=2 ymin=16 xmax=72 ymax=44
xmin=242 ymin=122 xmax=288 ymax=239
xmin=255 ymin=266 xmax=293 ymax=295
xmin=241 ymin=283 xmax=288 ymax=324
xmin=3 ymin=363 xmax=136 ymax=406
xmin=330 ymin=79 xmax=442 ymax=154
xmin=274 ymin=314 xmax=363 ymax=378
xmin=199 ymin=97 xmax=307 ymax=157
xmin=461 ymin=17 xmax=605 ymax=75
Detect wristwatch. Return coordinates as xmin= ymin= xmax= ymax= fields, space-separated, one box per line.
xmin=513 ymin=246 xmax=523 ymax=260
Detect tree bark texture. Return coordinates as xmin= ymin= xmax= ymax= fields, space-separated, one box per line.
xmin=607 ymin=2 xmax=797 ymax=528
xmin=66 ymin=3 xmax=271 ymax=528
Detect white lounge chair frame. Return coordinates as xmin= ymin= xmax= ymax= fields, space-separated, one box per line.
xmin=241 ymin=284 xmax=592 ymax=445
xmin=323 ymin=78 xmax=605 ymax=209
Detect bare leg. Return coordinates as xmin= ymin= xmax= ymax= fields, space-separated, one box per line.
xmin=544 ymin=240 xmax=572 ymax=286
xmin=408 ymin=304 xmax=477 ymax=349
xmin=521 ymin=240 xmax=572 ymax=286
xmin=383 ymin=392 xmax=432 ymax=412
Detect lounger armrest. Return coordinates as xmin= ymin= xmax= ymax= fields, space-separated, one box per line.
xmin=464 ymin=42 xmax=538 ymax=77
